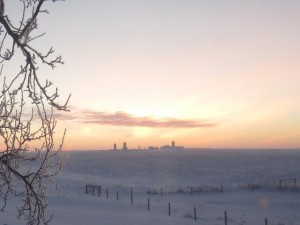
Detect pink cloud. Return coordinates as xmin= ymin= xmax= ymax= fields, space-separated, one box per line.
xmin=57 ymin=109 xmax=217 ymax=128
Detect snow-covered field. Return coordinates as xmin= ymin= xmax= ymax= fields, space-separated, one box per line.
xmin=2 ymin=149 xmax=300 ymax=225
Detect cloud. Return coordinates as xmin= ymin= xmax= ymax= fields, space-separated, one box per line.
xmin=57 ymin=109 xmax=217 ymax=128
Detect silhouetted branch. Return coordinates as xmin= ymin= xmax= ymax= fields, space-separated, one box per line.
xmin=0 ymin=0 xmax=67 ymax=224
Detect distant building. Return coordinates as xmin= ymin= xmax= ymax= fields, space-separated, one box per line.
xmin=160 ymin=141 xmax=184 ymax=151
xmin=113 ymin=143 xmax=117 ymax=150
xmin=122 ymin=142 xmax=128 ymax=151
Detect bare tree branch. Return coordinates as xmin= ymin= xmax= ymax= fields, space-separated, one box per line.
xmin=0 ymin=0 xmax=68 ymax=224
xmin=0 ymin=0 xmax=70 ymax=110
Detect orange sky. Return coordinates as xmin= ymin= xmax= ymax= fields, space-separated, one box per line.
xmin=4 ymin=1 xmax=300 ymax=150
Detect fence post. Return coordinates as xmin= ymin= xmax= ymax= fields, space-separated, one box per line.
xmin=194 ymin=207 xmax=197 ymax=221
xmin=224 ymin=211 xmax=227 ymax=225
xmin=98 ymin=187 xmax=101 ymax=197
xmin=117 ymin=191 xmax=119 ymax=201
xmin=106 ymin=189 xmax=109 ymax=199
xmin=92 ymin=186 xmax=95 ymax=196
xmin=168 ymin=202 xmax=171 ymax=216
xmin=85 ymin=185 xmax=88 ymax=194
xmin=265 ymin=218 xmax=268 ymax=225
xmin=148 ymin=198 xmax=150 ymax=211
xmin=131 ymin=187 xmax=133 ymax=205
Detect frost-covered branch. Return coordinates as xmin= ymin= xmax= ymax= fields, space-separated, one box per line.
xmin=0 ymin=0 xmax=68 ymax=224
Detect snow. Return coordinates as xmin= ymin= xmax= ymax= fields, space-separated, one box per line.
xmin=1 ymin=149 xmax=300 ymax=225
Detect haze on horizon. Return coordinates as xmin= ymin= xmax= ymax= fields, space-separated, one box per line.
xmin=5 ymin=1 xmax=300 ymax=150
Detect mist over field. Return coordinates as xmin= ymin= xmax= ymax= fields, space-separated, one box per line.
xmin=3 ymin=149 xmax=300 ymax=225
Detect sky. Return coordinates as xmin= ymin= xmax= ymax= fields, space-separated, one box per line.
xmin=4 ymin=0 xmax=300 ymax=150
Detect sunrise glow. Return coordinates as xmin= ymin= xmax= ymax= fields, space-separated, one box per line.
xmin=6 ymin=1 xmax=300 ymax=150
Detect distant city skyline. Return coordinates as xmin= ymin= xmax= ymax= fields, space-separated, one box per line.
xmin=111 ymin=140 xmax=185 ymax=151
xmin=5 ymin=1 xmax=300 ymax=150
